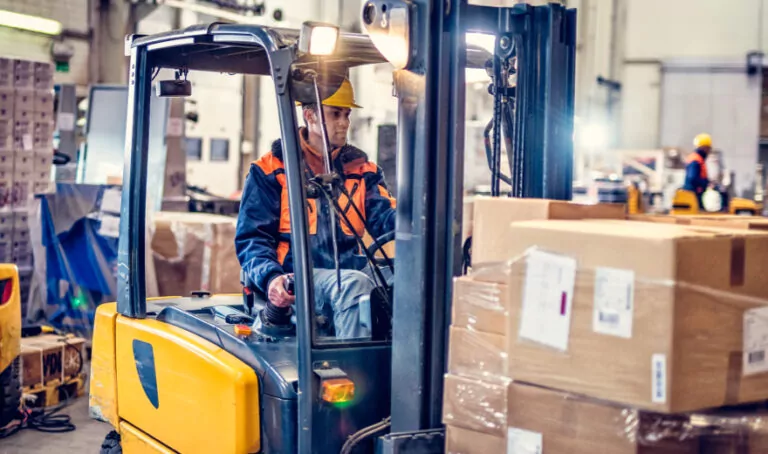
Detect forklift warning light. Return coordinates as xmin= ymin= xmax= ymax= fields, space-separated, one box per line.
xmin=321 ymin=378 xmax=355 ymax=404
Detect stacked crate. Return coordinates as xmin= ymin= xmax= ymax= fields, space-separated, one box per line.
xmin=0 ymin=58 xmax=54 ymax=317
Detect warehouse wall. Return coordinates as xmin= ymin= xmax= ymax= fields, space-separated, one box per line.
xmin=574 ymin=0 xmax=768 ymax=195
xmin=0 ymin=0 xmax=91 ymax=88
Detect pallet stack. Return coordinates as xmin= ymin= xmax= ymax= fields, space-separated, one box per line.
xmin=0 ymin=57 xmax=54 ymax=317
xmin=20 ymin=335 xmax=87 ymax=408
xmin=444 ymin=197 xmax=768 ymax=453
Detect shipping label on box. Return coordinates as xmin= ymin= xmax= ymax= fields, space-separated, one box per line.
xmin=13 ymin=89 xmax=34 ymax=112
xmin=744 ymin=307 xmax=768 ymax=376
xmin=519 ymin=249 xmax=577 ymax=351
xmin=592 ymin=267 xmax=635 ymax=339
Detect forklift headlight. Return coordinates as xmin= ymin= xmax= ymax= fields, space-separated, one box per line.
xmin=299 ymin=22 xmax=339 ymax=56
xmin=321 ymin=378 xmax=355 ymax=404
xmin=362 ymin=1 xmax=411 ymax=70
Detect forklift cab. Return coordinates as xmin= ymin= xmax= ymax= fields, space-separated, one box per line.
xmin=90 ymin=0 xmax=577 ymax=451
xmin=88 ymin=18 xmax=500 ymax=453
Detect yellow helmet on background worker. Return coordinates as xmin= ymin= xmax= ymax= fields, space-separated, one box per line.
xmin=297 ymin=78 xmax=362 ymax=108
xmin=693 ymin=133 xmax=713 ymax=150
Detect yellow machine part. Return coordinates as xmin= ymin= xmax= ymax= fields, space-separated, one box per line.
xmin=672 ymin=189 xmax=761 ymax=216
xmin=119 ymin=421 xmax=175 ymax=454
xmin=671 ymin=189 xmax=700 ymax=215
xmin=0 ymin=264 xmax=20 ymax=373
xmin=113 ymin=314 xmax=261 ymax=454
xmin=729 ymin=197 xmax=761 ymax=215
xmin=89 ymin=303 xmax=120 ymax=427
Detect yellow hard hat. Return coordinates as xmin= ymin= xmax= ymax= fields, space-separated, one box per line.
xmin=320 ymin=79 xmax=361 ymax=109
xmin=693 ymin=133 xmax=713 ymax=149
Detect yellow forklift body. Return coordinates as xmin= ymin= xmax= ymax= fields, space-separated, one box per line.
xmin=120 ymin=421 xmax=176 ymax=454
xmin=0 ymin=264 xmax=20 ymax=373
xmin=672 ymin=189 xmax=761 ymax=216
xmin=90 ymin=304 xmax=262 ymax=454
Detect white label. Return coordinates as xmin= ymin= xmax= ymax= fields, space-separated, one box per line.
xmin=519 ymin=249 xmax=577 ymax=351
xmin=22 ymin=134 xmax=32 ymax=151
xmin=166 ymin=118 xmax=183 ymax=137
xmin=651 ymin=353 xmax=667 ymax=404
xmin=57 ymin=112 xmax=75 ymax=132
xmin=98 ymin=214 xmax=121 ymax=238
xmin=100 ymin=188 xmax=122 ymax=214
xmin=744 ymin=307 xmax=768 ymax=376
xmin=592 ymin=267 xmax=635 ymax=338
xmin=507 ymin=427 xmax=543 ymax=454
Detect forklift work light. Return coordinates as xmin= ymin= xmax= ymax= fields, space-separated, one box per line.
xmin=361 ymin=1 xmax=411 ymax=69
xmin=299 ymin=22 xmax=339 ymax=56
xmin=321 ymin=378 xmax=355 ymax=404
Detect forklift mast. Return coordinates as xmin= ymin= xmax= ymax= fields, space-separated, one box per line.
xmin=367 ymin=0 xmax=577 ymax=450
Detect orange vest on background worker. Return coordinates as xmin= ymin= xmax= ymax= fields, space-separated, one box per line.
xmin=683 ymin=133 xmax=712 ymax=197
xmin=686 ymin=152 xmax=708 ymax=179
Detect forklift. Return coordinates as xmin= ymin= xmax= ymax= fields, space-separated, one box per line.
xmin=89 ymin=1 xmax=576 ymax=453
xmin=0 ymin=266 xmax=21 ymax=429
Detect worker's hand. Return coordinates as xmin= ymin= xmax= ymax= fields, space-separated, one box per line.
xmin=268 ymin=274 xmax=296 ymax=308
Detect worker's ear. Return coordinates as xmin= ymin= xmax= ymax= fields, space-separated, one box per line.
xmin=303 ymin=107 xmax=316 ymax=126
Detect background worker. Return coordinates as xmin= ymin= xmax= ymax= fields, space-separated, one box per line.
xmin=683 ymin=133 xmax=713 ymax=209
xmin=235 ymin=79 xmax=396 ymax=340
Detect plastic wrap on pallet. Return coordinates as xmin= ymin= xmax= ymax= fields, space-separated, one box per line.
xmin=445 ymin=378 xmax=768 ymax=454
xmin=445 ymin=219 xmax=768 ymax=452
xmin=151 ymin=211 xmax=241 ymax=297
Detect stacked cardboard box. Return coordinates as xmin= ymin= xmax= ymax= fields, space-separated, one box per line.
xmin=0 ymin=58 xmax=54 ymax=317
xmin=445 ymin=198 xmax=768 ymax=453
xmin=151 ymin=212 xmax=241 ymax=297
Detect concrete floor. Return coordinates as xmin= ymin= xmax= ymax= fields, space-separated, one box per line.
xmin=0 ymin=397 xmax=110 ymax=454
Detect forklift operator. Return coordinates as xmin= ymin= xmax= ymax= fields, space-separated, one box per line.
xmin=683 ymin=133 xmax=713 ymax=208
xmin=235 ymin=79 xmax=396 ymax=339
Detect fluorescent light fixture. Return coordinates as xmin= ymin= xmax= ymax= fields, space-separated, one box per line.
xmin=299 ymin=22 xmax=339 ymax=56
xmin=580 ymin=122 xmax=608 ymax=149
xmin=0 ymin=10 xmax=62 ymax=36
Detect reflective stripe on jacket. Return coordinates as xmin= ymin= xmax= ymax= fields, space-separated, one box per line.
xmin=235 ymin=131 xmax=396 ymax=293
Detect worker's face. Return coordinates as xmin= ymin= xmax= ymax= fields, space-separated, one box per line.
xmin=699 ymin=146 xmax=712 ymax=157
xmin=306 ymin=106 xmax=351 ymax=148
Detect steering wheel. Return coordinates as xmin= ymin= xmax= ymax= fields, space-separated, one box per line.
xmin=366 ymin=231 xmax=395 ymax=269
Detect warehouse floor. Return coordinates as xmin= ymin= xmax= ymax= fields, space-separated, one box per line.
xmin=0 ymin=397 xmax=110 ymax=454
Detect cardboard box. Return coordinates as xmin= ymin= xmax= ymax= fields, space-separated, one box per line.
xmin=0 ymin=152 xmax=12 ymax=172
xmin=448 ymin=326 xmax=506 ymax=380
xmin=632 ymin=213 xmax=768 ymax=231
xmin=472 ymin=197 xmax=625 ymax=264
xmin=0 ymin=117 xmax=12 ymax=136
xmin=0 ymin=89 xmax=12 ymax=119
xmin=443 ymin=375 xmax=700 ymax=453
xmin=445 ymin=425 xmax=504 ymax=454
xmin=33 ymin=109 xmax=53 ymax=123
xmin=20 ymin=335 xmax=86 ymax=388
xmin=32 ymin=151 xmax=52 ymax=171
xmin=505 ymin=381 xmax=700 ymax=454
xmin=13 ymin=211 xmax=28 ymax=230
xmin=13 ymin=89 xmax=34 ymax=113
xmin=32 ymin=167 xmax=51 ymax=183
xmin=33 ymin=62 xmax=53 ymax=90
xmin=452 ymin=276 xmax=509 ymax=336
xmin=34 ymin=90 xmax=52 ymax=113
xmin=151 ymin=212 xmax=241 ymax=296
xmin=489 ymin=219 xmax=768 ymax=413
xmin=0 ymin=58 xmax=12 ymax=88
xmin=13 ymin=154 xmax=33 ymax=173
xmin=33 ymin=182 xmax=52 ymax=195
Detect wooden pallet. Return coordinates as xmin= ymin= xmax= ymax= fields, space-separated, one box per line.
xmin=22 ymin=372 xmax=87 ymax=408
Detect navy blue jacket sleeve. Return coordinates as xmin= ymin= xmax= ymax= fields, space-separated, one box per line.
xmin=235 ymin=164 xmax=285 ymax=293
xmin=684 ymin=161 xmax=707 ymax=193
xmin=362 ymin=165 xmax=396 ymax=239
